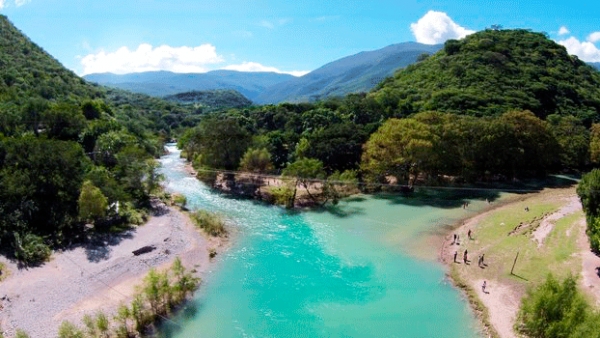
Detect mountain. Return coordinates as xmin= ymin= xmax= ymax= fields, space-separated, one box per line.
xmin=589 ymin=62 xmax=600 ymax=70
xmin=84 ymin=70 xmax=295 ymax=102
xmin=163 ymin=89 xmax=252 ymax=111
xmin=255 ymin=42 xmax=442 ymax=104
xmin=370 ymin=29 xmax=600 ymax=121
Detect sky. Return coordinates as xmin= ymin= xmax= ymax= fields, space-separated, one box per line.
xmin=1 ymin=0 xmax=600 ymax=77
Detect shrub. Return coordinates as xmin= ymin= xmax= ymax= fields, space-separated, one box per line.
xmin=515 ymin=274 xmax=589 ymax=338
xmin=57 ymin=321 xmax=84 ymax=338
xmin=13 ymin=233 xmax=51 ymax=265
xmin=190 ymin=210 xmax=227 ymax=237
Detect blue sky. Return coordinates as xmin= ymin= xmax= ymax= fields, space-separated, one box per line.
xmin=1 ymin=0 xmax=600 ymax=76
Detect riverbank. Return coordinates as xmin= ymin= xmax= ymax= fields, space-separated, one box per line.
xmin=441 ymin=188 xmax=599 ymax=338
xmin=0 ymin=206 xmax=227 ymax=338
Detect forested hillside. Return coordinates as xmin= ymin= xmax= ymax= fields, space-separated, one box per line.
xmin=180 ymin=29 xmax=600 ymax=208
xmin=164 ymin=89 xmax=253 ymax=111
xmin=0 ymin=15 xmax=195 ymax=264
xmin=371 ymin=29 xmax=600 ymax=122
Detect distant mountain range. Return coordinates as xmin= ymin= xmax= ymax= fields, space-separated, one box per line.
xmin=83 ymin=70 xmax=294 ymax=102
xmin=255 ymin=42 xmax=442 ymax=104
xmin=590 ymin=62 xmax=600 ymax=70
xmin=84 ymin=42 xmax=442 ymax=104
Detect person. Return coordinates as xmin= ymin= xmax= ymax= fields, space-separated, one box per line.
xmin=482 ymin=280 xmax=487 ymax=293
xmin=453 ymin=251 xmax=458 ymax=263
xmin=481 ymin=253 xmax=485 ymax=266
xmin=452 ymin=233 xmax=457 ymax=244
xmin=468 ymin=229 xmax=472 ymax=240
xmin=463 ymin=249 xmax=468 ymax=264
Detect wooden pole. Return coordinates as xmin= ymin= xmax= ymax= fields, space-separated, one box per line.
xmin=511 ymin=251 xmax=520 ymax=275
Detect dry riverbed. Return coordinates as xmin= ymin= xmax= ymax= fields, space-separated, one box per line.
xmin=0 ymin=206 xmax=225 ymax=338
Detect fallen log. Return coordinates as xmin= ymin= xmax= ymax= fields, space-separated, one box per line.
xmin=132 ymin=245 xmax=156 ymax=256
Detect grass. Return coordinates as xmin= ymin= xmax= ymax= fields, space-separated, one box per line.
xmin=190 ymin=210 xmax=227 ymax=237
xmin=456 ymin=191 xmax=581 ymax=287
xmin=0 ymin=262 xmax=8 ymax=282
xmin=448 ymin=188 xmax=585 ymax=336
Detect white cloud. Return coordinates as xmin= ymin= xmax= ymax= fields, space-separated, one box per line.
xmin=14 ymin=0 xmax=30 ymax=6
xmin=558 ymin=26 xmax=570 ymax=36
xmin=222 ymin=62 xmax=308 ymax=77
xmin=410 ymin=10 xmax=475 ymax=45
xmin=259 ymin=20 xmax=275 ymax=29
xmin=0 ymin=0 xmax=5 ymax=9
xmin=80 ymin=43 xmax=224 ymax=75
xmin=587 ymin=32 xmax=600 ymax=43
xmin=558 ymin=37 xmax=600 ymax=62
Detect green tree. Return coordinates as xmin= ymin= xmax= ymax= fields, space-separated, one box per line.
xmin=78 ymin=180 xmax=108 ymax=222
xmin=361 ymin=118 xmax=435 ymax=184
xmin=58 ymin=320 xmax=84 ymax=338
xmin=283 ymin=158 xmax=326 ymax=203
xmin=590 ymin=124 xmax=600 ymax=165
xmin=515 ymin=274 xmax=589 ymax=338
xmin=239 ymin=148 xmax=274 ymax=173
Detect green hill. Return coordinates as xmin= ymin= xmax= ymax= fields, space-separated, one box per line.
xmin=371 ymin=29 xmax=600 ymax=122
xmin=164 ymin=89 xmax=253 ymax=111
xmin=0 ymin=15 xmax=195 ymax=264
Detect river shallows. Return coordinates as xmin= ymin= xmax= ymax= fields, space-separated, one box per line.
xmin=160 ymin=145 xmax=482 ymax=338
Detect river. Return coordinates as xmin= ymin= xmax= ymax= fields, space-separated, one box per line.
xmin=159 ymin=145 xmax=483 ymax=338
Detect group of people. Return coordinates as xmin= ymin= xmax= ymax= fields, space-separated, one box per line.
xmin=451 ymin=228 xmax=490 ymax=294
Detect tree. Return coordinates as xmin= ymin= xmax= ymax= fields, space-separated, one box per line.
xmin=239 ymin=148 xmax=274 ymax=173
xmin=78 ymin=181 xmax=108 ymax=222
xmin=577 ymin=169 xmax=600 ymax=252
xmin=361 ymin=118 xmax=435 ymax=184
xmin=282 ymin=158 xmax=326 ymax=203
xmin=515 ymin=274 xmax=589 ymax=338
xmin=590 ymin=124 xmax=600 ymax=165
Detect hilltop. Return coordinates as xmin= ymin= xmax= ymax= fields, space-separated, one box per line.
xmin=371 ymin=29 xmax=600 ymax=121
xmin=256 ymin=42 xmax=442 ymax=104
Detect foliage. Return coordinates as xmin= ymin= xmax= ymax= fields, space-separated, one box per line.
xmin=371 ymin=29 xmax=600 ymax=121
xmin=239 ymin=147 xmax=274 ymax=173
xmin=164 ymin=89 xmax=253 ymax=111
xmin=515 ymin=274 xmax=590 ymax=338
xmin=78 ymin=180 xmax=108 ymax=222
xmin=14 ymin=330 xmax=30 ymax=338
xmin=267 ymin=183 xmax=296 ymax=208
xmin=60 ymin=257 xmax=199 ymax=337
xmin=57 ymin=321 xmax=84 ymax=338
xmin=590 ymin=124 xmax=600 ymax=164
xmin=577 ymin=169 xmax=600 ymax=252
xmin=190 ymin=210 xmax=227 ymax=237
xmin=12 ymin=232 xmax=51 ymax=265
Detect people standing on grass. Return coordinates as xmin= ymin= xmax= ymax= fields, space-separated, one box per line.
xmin=454 ymin=251 xmax=458 ymax=263
xmin=463 ymin=249 xmax=468 ymax=264
xmin=468 ymin=229 xmax=472 ymax=240
xmin=482 ymin=280 xmax=487 ymax=293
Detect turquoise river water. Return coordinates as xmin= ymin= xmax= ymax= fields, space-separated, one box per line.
xmin=159 ymin=145 xmax=484 ymax=338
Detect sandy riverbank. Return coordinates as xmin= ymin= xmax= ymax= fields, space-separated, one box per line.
xmin=440 ymin=189 xmax=600 ymax=338
xmin=0 ymin=206 xmax=226 ymax=338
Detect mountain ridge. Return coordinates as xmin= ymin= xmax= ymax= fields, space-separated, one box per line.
xmin=255 ymin=42 xmax=442 ymax=104
xmin=84 ymin=70 xmax=294 ymax=102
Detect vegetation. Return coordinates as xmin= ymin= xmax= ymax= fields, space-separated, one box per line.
xmin=190 ymin=210 xmax=227 ymax=237
xmin=371 ymin=29 xmax=600 ymax=122
xmin=55 ymin=257 xmax=199 ymax=338
xmin=0 ymin=15 xmax=198 ymax=264
xmin=515 ymin=274 xmax=600 ymax=338
xmin=576 ymin=169 xmax=600 ymax=252
xmin=164 ymin=89 xmax=253 ymax=111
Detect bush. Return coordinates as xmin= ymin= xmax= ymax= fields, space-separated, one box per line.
xmin=190 ymin=210 xmax=227 ymax=237
xmin=268 ymin=185 xmax=295 ymax=208
xmin=515 ymin=274 xmax=589 ymax=338
xmin=57 ymin=321 xmax=84 ymax=338
xmin=120 ymin=202 xmax=147 ymax=225
xmin=13 ymin=233 xmax=51 ymax=265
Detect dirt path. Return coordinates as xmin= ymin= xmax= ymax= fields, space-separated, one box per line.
xmin=0 ymin=207 xmax=225 ymax=338
xmin=532 ymin=195 xmax=580 ymax=247
xmin=472 ymin=279 xmax=520 ymax=338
